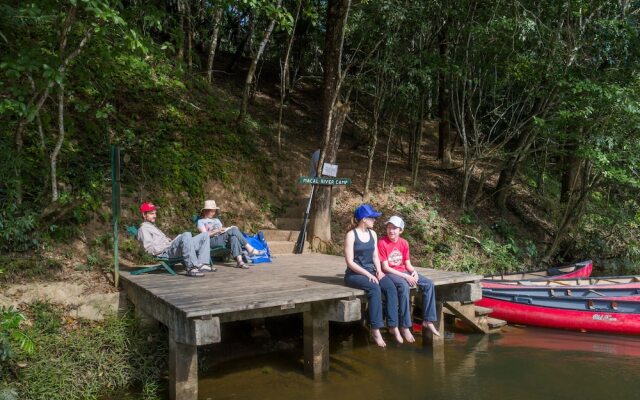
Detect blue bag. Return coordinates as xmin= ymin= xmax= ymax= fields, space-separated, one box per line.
xmin=242 ymin=231 xmax=272 ymax=264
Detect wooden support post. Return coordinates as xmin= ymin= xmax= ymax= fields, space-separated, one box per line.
xmin=303 ymin=305 xmax=329 ymax=378
xmin=423 ymin=302 xmax=445 ymax=349
xmin=169 ymin=330 xmax=199 ymax=400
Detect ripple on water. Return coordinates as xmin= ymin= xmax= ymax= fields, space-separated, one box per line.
xmin=198 ymin=326 xmax=640 ymax=400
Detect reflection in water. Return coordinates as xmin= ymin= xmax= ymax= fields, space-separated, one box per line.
xmin=198 ymin=326 xmax=640 ymax=400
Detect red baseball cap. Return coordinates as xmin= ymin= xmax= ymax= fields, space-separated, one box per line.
xmin=140 ymin=202 xmax=157 ymax=213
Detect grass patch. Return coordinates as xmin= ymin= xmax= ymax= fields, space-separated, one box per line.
xmin=0 ymin=255 xmax=63 ymax=284
xmin=13 ymin=304 xmax=167 ymax=400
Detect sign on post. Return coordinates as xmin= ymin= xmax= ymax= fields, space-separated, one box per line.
xmin=299 ymin=176 xmax=352 ymax=185
xmin=322 ymin=163 xmax=338 ymax=177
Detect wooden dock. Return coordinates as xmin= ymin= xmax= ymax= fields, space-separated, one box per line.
xmin=121 ymin=253 xmax=483 ymax=400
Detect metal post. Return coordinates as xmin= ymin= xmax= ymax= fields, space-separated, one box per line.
xmin=294 ymin=184 xmax=315 ymax=254
xmin=111 ymin=145 xmax=121 ymax=287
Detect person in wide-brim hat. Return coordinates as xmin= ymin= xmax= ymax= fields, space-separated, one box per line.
xmin=197 ymin=199 xmax=265 ymax=269
xmin=201 ymin=199 xmax=220 ymax=215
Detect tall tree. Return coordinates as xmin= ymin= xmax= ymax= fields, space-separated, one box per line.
xmin=238 ymin=0 xmax=284 ymax=123
xmin=310 ymin=0 xmax=351 ymax=244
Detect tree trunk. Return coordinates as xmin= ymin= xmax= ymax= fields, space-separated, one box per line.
xmin=226 ymin=14 xmax=255 ymax=73
xmin=277 ymin=1 xmax=302 ymax=151
xmin=382 ymin=112 xmax=398 ymax=188
xmin=51 ymin=83 xmax=65 ymax=202
xmin=238 ymin=0 xmax=281 ymax=123
xmin=310 ymin=0 xmax=351 ymax=244
xmin=437 ymin=25 xmax=452 ymax=168
xmin=186 ymin=0 xmax=193 ymax=70
xmin=411 ymin=92 xmax=425 ymax=187
xmin=494 ymin=129 xmax=536 ymax=213
xmin=560 ymin=140 xmax=581 ymax=203
xmin=176 ymin=6 xmax=185 ymax=62
xmin=312 ymin=102 xmax=350 ymax=244
xmin=363 ymin=116 xmax=378 ymax=199
xmin=206 ymin=8 xmax=223 ymax=84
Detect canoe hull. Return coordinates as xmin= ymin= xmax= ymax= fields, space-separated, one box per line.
xmin=477 ymin=296 xmax=640 ymax=335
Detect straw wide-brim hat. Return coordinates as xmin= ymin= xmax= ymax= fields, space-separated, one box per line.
xmin=201 ymin=200 xmax=220 ymax=212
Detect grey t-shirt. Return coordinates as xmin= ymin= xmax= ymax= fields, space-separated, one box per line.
xmin=197 ymin=218 xmax=223 ymax=233
xmin=137 ymin=221 xmax=172 ymax=256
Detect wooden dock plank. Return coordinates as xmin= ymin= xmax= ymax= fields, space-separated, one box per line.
xmin=121 ymin=253 xmax=484 ymax=400
xmin=122 ymin=254 xmax=482 ymax=320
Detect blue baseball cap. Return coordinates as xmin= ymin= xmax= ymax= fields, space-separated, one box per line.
xmin=354 ymin=204 xmax=382 ymax=221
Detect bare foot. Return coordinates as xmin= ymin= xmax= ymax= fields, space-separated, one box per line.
xmin=424 ymin=321 xmax=441 ymax=337
xmin=389 ymin=327 xmax=404 ymax=344
xmin=371 ymin=329 xmax=387 ymax=348
xmin=401 ymin=327 xmax=415 ymax=343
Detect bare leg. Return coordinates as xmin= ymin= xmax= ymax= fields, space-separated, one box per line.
xmin=371 ymin=328 xmax=386 ymax=348
xmin=401 ymin=327 xmax=415 ymax=343
xmin=423 ymin=321 xmax=441 ymax=337
xmin=389 ymin=327 xmax=404 ymax=344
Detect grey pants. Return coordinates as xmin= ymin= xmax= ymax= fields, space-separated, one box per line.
xmin=162 ymin=232 xmax=210 ymax=269
xmin=210 ymin=226 xmax=248 ymax=258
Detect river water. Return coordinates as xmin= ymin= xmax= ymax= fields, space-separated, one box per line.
xmin=198 ymin=325 xmax=640 ymax=400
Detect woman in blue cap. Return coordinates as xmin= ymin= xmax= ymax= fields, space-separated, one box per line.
xmin=344 ymin=204 xmax=402 ymax=347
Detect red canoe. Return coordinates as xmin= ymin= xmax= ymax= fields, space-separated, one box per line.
xmin=482 ymin=274 xmax=640 ymax=290
xmin=482 ymin=260 xmax=593 ymax=286
xmin=477 ymin=291 xmax=640 ymax=335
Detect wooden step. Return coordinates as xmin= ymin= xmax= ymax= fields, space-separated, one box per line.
xmin=474 ymin=306 xmax=493 ymax=317
xmin=262 ymin=229 xmax=300 ymax=242
xmin=487 ymin=317 xmax=507 ymax=330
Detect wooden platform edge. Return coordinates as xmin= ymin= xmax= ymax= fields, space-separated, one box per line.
xmin=124 ymin=281 xmax=221 ymax=345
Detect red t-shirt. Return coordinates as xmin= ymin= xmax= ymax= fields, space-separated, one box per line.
xmin=377 ymin=236 xmax=410 ymax=273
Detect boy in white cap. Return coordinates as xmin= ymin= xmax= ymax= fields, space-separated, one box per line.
xmin=137 ymin=202 xmax=212 ymax=277
xmin=378 ymin=215 xmax=440 ymax=341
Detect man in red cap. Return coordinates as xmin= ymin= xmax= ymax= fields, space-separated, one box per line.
xmin=137 ymin=202 xmax=212 ymax=277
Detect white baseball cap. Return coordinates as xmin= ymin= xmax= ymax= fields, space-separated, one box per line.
xmin=386 ymin=216 xmax=405 ymax=230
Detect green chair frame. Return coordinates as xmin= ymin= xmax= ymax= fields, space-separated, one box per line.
xmin=127 ymin=226 xmax=179 ymax=276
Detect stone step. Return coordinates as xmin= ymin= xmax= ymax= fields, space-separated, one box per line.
xmin=262 ymin=229 xmax=300 ymax=242
xmin=282 ymin=204 xmax=308 ymax=217
xmin=275 ymin=217 xmax=312 ymax=231
xmin=267 ymin=240 xmax=311 ymax=255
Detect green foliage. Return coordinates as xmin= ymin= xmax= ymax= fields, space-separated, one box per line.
xmin=0 ymin=205 xmax=38 ymax=252
xmin=16 ymin=306 xmax=167 ymax=400
xmin=1 ymin=307 xmax=35 ymax=366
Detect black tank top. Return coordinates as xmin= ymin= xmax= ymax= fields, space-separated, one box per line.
xmin=347 ymin=228 xmax=376 ymax=274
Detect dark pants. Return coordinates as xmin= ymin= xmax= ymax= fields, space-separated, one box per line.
xmin=210 ymin=226 xmax=248 ymax=258
xmin=387 ymin=272 xmax=437 ymax=327
xmin=344 ymin=273 xmax=399 ymax=329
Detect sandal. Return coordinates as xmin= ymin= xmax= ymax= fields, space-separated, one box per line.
xmin=186 ymin=268 xmax=205 ymax=277
xmin=235 ymin=262 xmax=250 ymax=269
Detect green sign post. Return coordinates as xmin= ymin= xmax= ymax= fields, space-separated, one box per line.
xmin=298 ymin=176 xmax=352 ymax=185
xmin=111 ymin=145 xmax=120 ymax=287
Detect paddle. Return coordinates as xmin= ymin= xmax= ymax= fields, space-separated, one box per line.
xmin=294 ymin=184 xmax=315 ymax=254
